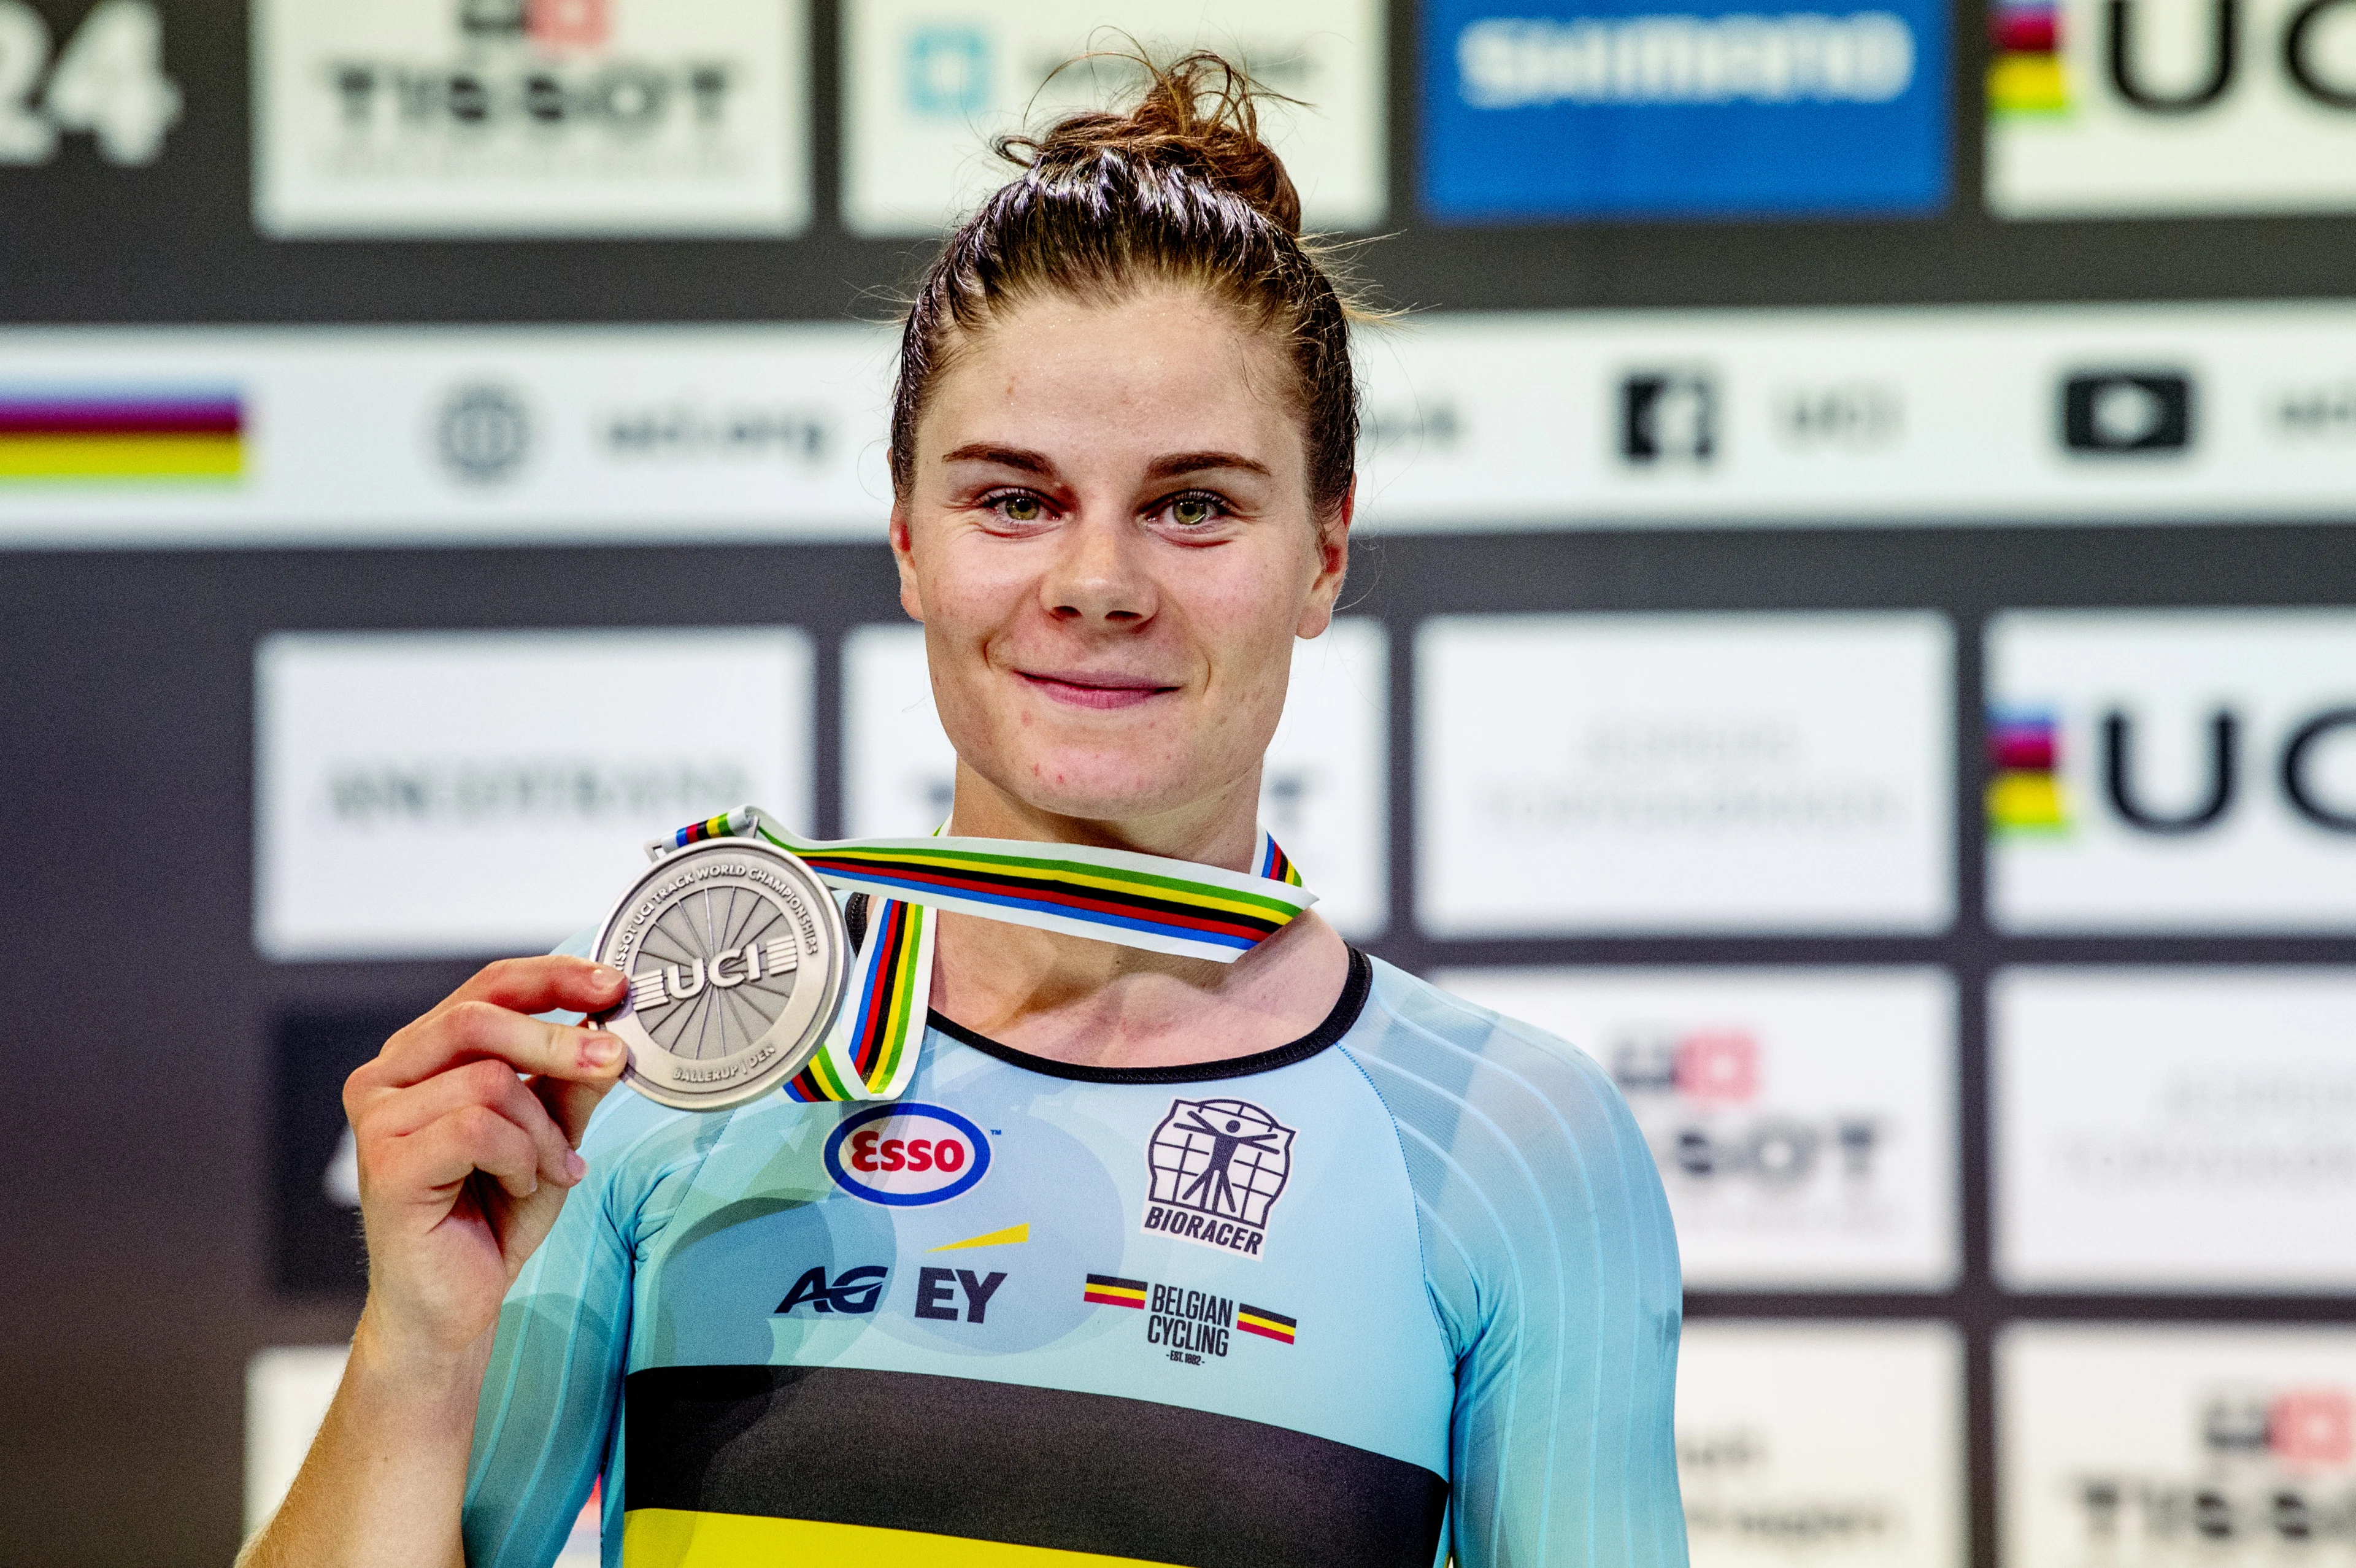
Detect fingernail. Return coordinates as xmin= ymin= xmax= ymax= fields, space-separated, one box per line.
xmin=581 ymin=1034 xmax=621 ymax=1068
xmin=591 ymin=965 xmax=624 ymax=989
xmin=566 ymin=1151 xmax=588 ymax=1181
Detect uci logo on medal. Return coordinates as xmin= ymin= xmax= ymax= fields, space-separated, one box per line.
xmin=824 ymin=1102 xmax=991 ymax=1205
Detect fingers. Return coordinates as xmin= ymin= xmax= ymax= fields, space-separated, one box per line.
xmin=364 ymin=997 xmax=624 ymax=1093
xmin=383 ymin=1104 xmax=546 ymax=1202
xmin=439 ymin=955 xmax=628 ymax=1023
xmin=365 ymin=1059 xmax=583 ymax=1192
xmin=534 ymin=1070 xmax=622 ymax=1151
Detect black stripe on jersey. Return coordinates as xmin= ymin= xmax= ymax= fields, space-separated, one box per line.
xmin=624 ymin=1364 xmax=1447 ymax=1568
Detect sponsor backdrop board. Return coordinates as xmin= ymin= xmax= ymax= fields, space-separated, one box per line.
xmin=255 ymin=628 xmax=814 ymax=959
xmin=1678 ymin=1321 xmax=1967 ymax=1568
xmin=844 ymin=619 xmax=1390 ymax=937
xmin=1988 ymin=0 xmax=2356 ymax=217
xmin=1423 ymin=0 xmax=1949 ymax=218
xmin=253 ymin=0 xmax=811 ymax=237
xmin=841 ymin=0 xmax=1385 ymax=235
xmin=13 ymin=303 xmax=2356 ymax=548
xmin=0 ymin=326 xmax=888 ymax=548
xmin=1417 ymin=612 xmax=1954 ymax=935
xmin=1438 ymin=968 xmax=1958 ymax=1289
xmin=1995 ymin=967 xmax=2356 ymax=1292
xmin=2000 ymin=1324 xmax=2356 ymax=1567
xmin=1988 ymin=609 xmax=2356 ymax=932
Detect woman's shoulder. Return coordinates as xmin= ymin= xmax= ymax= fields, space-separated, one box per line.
xmin=1347 ymin=958 xmax=1619 ymax=1099
xmin=1339 ymin=957 xmax=1655 ymax=1176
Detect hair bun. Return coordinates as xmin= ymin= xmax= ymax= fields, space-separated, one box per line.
xmin=1006 ymin=50 xmax=1305 ymax=237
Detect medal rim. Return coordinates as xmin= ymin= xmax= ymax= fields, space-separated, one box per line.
xmin=588 ymin=837 xmax=850 ymax=1112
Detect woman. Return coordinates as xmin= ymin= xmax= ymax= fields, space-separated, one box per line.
xmin=247 ymin=55 xmax=1685 ymax=1568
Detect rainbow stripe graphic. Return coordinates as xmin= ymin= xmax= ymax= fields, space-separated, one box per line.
xmin=0 ymin=391 xmax=244 ymax=482
xmin=1235 ymin=1304 xmax=1296 ymax=1345
xmin=787 ymin=893 xmax=933 ymax=1104
xmin=1988 ymin=707 xmax=2069 ymax=835
xmin=1084 ymin=1274 xmax=1149 ymax=1309
xmin=1257 ymin=833 xmax=1303 ymax=888
xmin=665 ymin=807 xmax=1313 ymax=1104
xmin=1988 ymin=0 xmax=2068 ymax=114
xmin=788 ymin=840 xmax=1301 ymax=958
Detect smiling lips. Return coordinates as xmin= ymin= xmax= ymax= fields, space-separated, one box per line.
xmin=1016 ymin=669 xmax=1180 ymax=710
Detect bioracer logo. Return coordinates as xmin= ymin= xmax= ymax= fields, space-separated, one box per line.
xmin=823 ymin=1102 xmax=990 ymax=1206
xmin=1140 ymin=1097 xmax=1295 ymax=1259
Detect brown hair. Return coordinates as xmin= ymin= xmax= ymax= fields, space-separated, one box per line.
xmin=888 ymin=51 xmax=1364 ymax=522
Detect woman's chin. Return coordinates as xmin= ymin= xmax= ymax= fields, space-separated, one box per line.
xmin=1006 ymin=759 xmax=1207 ymax=824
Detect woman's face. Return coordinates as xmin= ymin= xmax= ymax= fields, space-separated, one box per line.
xmin=891 ymin=285 xmax=1349 ymax=831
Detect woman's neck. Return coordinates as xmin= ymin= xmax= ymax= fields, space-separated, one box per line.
xmin=927 ymin=763 xmax=1352 ymax=1072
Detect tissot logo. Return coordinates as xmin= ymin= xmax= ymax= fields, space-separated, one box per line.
xmin=1615 ymin=1031 xmax=1884 ymax=1186
xmin=1620 ymin=371 xmax=1716 ymax=464
xmin=2076 ymin=1384 xmax=2356 ymax=1543
xmin=2062 ymin=371 xmax=2193 ymax=454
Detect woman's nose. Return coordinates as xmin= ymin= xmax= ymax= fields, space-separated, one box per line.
xmin=1041 ymin=510 xmax=1157 ymax=626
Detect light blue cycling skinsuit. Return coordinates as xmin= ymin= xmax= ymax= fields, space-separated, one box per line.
xmin=461 ymin=946 xmax=1687 ymax=1568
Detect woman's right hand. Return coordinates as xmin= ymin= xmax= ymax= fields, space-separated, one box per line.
xmin=341 ymin=956 xmax=630 ymax=1361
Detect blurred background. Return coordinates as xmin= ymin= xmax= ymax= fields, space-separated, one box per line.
xmin=2 ymin=0 xmax=2354 ymax=1563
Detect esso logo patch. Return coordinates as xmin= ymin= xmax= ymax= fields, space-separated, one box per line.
xmin=823 ymin=1102 xmax=991 ymax=1206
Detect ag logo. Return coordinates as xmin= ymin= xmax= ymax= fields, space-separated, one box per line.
xmin=776 ymin=1264 xmax=887 ymax=1315
xmin=823 ymin=1102 xmax=990 ymax=1207
xmin=1141 ymin=1097 xmax=1295 ymax=1259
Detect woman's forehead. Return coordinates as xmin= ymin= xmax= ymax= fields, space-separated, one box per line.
xmin=920 ymin=290 xmax=1305 ymax=469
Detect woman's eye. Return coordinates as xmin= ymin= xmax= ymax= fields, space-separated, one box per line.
xmin=1168 ymin=495 xmax=1223 ymax=527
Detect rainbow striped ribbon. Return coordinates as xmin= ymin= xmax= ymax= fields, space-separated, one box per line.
xmin=655 ymin=807 xmax=1314 ymax=1102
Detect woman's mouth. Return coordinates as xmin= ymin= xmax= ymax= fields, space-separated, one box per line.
xmin=1015 ymin=669 xmax=1180 ymax=710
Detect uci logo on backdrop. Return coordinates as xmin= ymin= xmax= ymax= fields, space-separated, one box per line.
xmin=1988 ymin=0 xmax=2356 ymax=215
xmin=1988 ymin=610 xmax=2356 ymax=932
xmin=1420 ymin=0 xmax=1950 ymax=217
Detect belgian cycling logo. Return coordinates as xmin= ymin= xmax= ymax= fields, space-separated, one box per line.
xmin=1141 ymin=1097 xmax=1295 ymax=1259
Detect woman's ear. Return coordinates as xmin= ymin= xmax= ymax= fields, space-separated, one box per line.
xmin=1294 ymin=475 xmax=1354 ymax=640
xmin=889 ymin=490 xmax=926 ymax=623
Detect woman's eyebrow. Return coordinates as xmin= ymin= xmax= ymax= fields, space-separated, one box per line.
xmin=1145 ymin=450 xmax=1272 ymax=480
xmin=940 ymin=444 xmax=1055 ymax=475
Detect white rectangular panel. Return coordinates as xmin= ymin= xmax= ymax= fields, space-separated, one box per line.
xmin=1679 ymin=1321 xmax=1966 ymax=1568
xmin=254 ymin=0 xmax=809 ymax=237
xmin=256 ymin=628 xmax=813 ymax=959
xmin=843 ymin=619 xmax=1387 ymax=937
xmin=842 ymin=0 xmax=1384 ymax=234
xmin=1990 ymin=610 xmax=2356 ymax=932
xmin=0 ymin=325 xmax=890 ymax=548
xmin=1417 ymin=613 xmax=1953 ymax=934
xmin=1995 ymin=967 xmax=2356 ymax=1291
xmin=2001 ymin=1324 xmax=2356 ymax=1568
xmin=1987 ymin=0 xmax=2356 ymax=218
xmin=1437 ymin=967 xmax=1958 ymax=1289
xmin=1352 ymin=301 xmax=2356 ymax=531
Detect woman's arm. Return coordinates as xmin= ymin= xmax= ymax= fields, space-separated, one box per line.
xmin=238 ymin=957 xmax=627 ymax=1568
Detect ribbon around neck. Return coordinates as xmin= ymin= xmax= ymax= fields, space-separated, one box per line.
xmin=650 ymin=807 xmax=1314 ymax=1104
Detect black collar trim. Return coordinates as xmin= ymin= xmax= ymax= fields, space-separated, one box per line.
xmin=926 ymin=947 xmax=1373 ymax=1085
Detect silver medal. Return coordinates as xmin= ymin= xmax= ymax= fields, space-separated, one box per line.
xmin=587 ymin=837 xmax=850 ymax=1112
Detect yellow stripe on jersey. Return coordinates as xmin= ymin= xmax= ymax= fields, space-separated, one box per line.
xmin=623 ymin=1509 xmax=1184 ymax=1567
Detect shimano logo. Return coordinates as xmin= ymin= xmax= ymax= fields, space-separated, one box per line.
xmin=1458 ymin=12 xmax=1915 ymax=107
